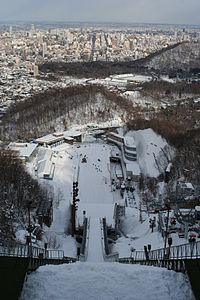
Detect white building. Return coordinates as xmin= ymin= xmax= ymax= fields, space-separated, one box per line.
xmin=126 ymin=162 xmax=140 ymax=180
xmin=36 ymin=148 xmax=55 ymax=180
xmin=8 ymin=142 xmax=38 ymax=162
xmin=35 ymin=133 xmax=64 ymax=147
xmin=123 ymin=136 xmax=137 ymax=161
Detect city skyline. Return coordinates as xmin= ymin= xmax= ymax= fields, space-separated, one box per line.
xmin=0 ymin=0 xmax=200 ymax=26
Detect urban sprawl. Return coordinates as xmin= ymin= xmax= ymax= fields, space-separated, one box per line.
xmin=0 ymin=24 xmax=199 ymax=114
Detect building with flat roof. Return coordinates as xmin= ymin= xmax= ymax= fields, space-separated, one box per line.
xmin=36 ymin=148 xmax=55 ymax=180
xmin=8 ymin=142 xmax=38 ymax=162
xmin=35 ymin=133 xmax=64 ymax=147
xmin=64 ymin=136 xmax=74 ymax=144
xmin=123 ymin=136 xmax=137 ymax=161
xmin=126 ymin=162 xmax=140 ymax=180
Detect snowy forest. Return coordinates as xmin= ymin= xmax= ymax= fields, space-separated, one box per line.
xmin=0 ymin=149 xmax=53 ymax=243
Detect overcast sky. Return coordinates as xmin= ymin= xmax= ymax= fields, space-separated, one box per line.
xmin=0 ymin=0 xmax=199 ymax=25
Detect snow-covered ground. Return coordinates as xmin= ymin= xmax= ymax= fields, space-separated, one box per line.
xmin=21 ymin=126 xmax=197 ymax=299
xmin=113 ymin=207 xmax=200 ymax=257
xmin=21 ymin=262 xmax=194 ymax=300
xmin=77 ymin=143 xmax=114 ymax=223
xmin=122 ymin=90 xmax=156 ymax=108
xmin=126 ymin=128 xmax=173 ymax=177
xmin=29 ymin=142 xmax=117 ymax=257
xmin=25 ymin=127 xmax=192 ymax=258
xmin=160 ymin=76 xmax=176 ymax=83
xmin=113 ymin=208 xmax=164 ymax=256
xmin=41 ymin=144 xmax=77 ymax=255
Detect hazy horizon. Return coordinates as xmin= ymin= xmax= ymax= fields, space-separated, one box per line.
xmin=1 ymin=20 xmax=200 ymax=28
xmin=0 ymin=0 xmax=199 ymax=26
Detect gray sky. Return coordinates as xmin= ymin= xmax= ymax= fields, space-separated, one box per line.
xmin=0 ymin=0 xmax=199 ymax=25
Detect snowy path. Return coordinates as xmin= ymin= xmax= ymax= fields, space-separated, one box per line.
xmin=87 ymin=217 xmax=104 ymax=262
xmin=76 ymin=144 xmax=114 ymax=262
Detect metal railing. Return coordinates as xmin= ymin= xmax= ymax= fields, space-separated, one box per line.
xmin=119 ymin=258 xmax=186 ymax=273
xmin=150 ymin=241 xmax=200 ymax=260
xmin=80 ymin=217 xmax=90 ymax=262
xmin=100 ymin=218 xmax=119 ymax=262
xmin=119 ymin=241 xmax=200 ymax=263
xmin=0 ymin=242 xmax=28 ymax=257
xmin=0 ymin=241 xmax=64 ymax=260
xmin=102 ymin=217 xmax=110 ymax=255
xmin=104 ymin=252 xmax=119 ymax=262
xmin=80 ymin=218 xmax=88 ymax=256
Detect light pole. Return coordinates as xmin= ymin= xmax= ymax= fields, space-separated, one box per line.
xmin=189 ymin=234 xmax=196 ymax=258
xmin=139 ymin=203 xmax=142 ymax=223
xmin=130 ymin=246 xmax=135 ymax=263
xmin=72 ymin=182 xmax=80 ymax=237
xmin=163 ymin=200 xmax=170 ymax=259
xmin=167 ymin=237 xmax=172 ymax=259
xmin=27 ymin=201 xmax=33 ymax=257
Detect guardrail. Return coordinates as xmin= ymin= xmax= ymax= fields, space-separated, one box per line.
xmin=0 ymin=242 xmax=29 ymax=257
xmin=119 ymin=241 xmax=200 ymax=263
xmin=80 ymin=217 xmax=90 ymax=262
xmin=119 ymin=258 xmax=186 ymax=273
xmin=0 ymin=241 xmax=65 ymax=260
xmin=104 ymin=252 xmax=119 ymax=262
xmin=100 ymin=218 xmax=119 ymax=262
xmin=102 ymin=217 xmax=110 ymax=255
xmin=80 ymin=218 xmax=88 ymax=256
xmin=28 ymin=255 xmax=77 ymax=272
xmin=149 ymin=241 xmax=200 ymax=260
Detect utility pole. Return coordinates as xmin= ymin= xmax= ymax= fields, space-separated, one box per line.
xmin=139 ymin=203 xmax=142 ymax=223
xmin=163 ymin=200 xmax=170 ymax=259
xmin=27 ymin=201 xmax=33 ymax=257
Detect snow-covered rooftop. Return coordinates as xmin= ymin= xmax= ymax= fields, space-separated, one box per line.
xmin=124 ymin=136 xmax=136 ymax=148
xmin=8 ymin=142 xmax=37 ymax=158
xmin=37 ymin=159 xmax=53 ymax=178
xmin=180 ymin=182 xmax=194 ymax=190
xmin=36 ymin=134 xmax=63 ymax=144
xmin=126 ymin=162 xmax=140 ymax=175
xmin=63 ymin=128 xmax=82 ymax=137
xmin=195 ymin=206 xmax=200 ymax=212
xmin=110 ymin=74 xmax=152 ymax=83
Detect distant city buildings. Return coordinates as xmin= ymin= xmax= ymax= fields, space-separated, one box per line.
xmin=0 ymin=23 xmax=199 ymax=113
